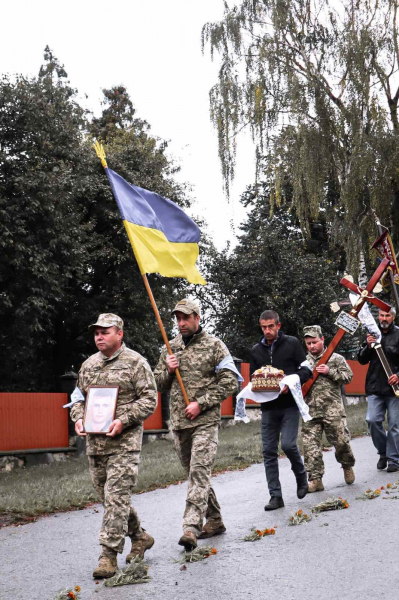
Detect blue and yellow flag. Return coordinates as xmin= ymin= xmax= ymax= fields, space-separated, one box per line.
xmin=104 ymin=168 xmax=206 ymax=285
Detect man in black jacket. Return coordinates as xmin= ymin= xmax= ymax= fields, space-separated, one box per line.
xmin=250 ymin=310 xmax=313 ymax=510
xmin=358 ymin=307 xmax=399 ymax=473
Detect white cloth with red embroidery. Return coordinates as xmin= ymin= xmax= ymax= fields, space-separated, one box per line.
xmin=235 ymin=374 xmax=312 ymax=423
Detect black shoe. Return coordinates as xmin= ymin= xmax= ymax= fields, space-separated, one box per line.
xmin=387 ymin=463 xmax=399 ymax=473
xmin=377 ymin=456 xmax=387 ymax=470
xmin=264 ymin=496 xmax=284 ymax=511
xmin=296 ymin=474 xmax=308 ymax=499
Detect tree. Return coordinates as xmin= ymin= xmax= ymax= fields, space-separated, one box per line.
xmin=68 ymin=85 xmax=190 ymax=372
xmin=0 ymin=47 xmax=90 ymax=391
xmin=196 ymin=184 xmax=342 ymax=361
xmin=0 ymin=51 xmax=192 ymax=391
xmin=202 ymin=0 xmax=399 ymax=274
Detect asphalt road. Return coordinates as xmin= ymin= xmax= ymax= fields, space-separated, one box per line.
xmin=1 ymin=435 xmax=398 ymax=600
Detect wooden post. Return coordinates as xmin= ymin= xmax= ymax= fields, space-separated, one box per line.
xmin=377 ymin=221 xmax=399 ymax=312
xmin=141 ymin=274 xmax=190 ymax=406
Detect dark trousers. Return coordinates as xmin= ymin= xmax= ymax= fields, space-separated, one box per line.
xmin=261 ymin=405 xmax=306 ymax=497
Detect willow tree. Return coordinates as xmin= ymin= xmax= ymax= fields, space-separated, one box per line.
xmin=203 ymin=0 xmax=399 ymax=271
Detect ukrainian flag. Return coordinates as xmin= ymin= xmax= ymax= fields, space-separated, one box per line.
xmin=106 ymin=168 xmax=206 ymax=285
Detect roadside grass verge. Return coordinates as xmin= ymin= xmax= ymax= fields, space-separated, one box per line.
xmin=0 ymin=402 xmax=368 ymax=520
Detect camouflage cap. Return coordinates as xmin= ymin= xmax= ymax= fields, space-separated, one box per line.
xmin=88 ymin=313 xmax=124 ymax=331
xmin=171 ymin=298 xmax=201 ymax=317
xmin=303 ymin=325 xmax=323 ymax=338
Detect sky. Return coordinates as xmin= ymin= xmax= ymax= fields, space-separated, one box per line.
xmin=2 ymin=0 xmax=255 ymax=249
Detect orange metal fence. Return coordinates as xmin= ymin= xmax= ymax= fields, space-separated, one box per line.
xmin=345 ymin=360 xmax=368 ymax=395
xmin=0 ymin=361 xmax=368 ymax=452
xmin=143 ymin=392 xmax=164 ymax=430
xmin=0 ymin=393 xmax=69 ymax=452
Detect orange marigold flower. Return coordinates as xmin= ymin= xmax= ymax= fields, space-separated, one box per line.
xmin=67 ymin=593 xmax=76 ymax=599
xmin=304 ymin=514 xmax=308 ymax=518
xmin=270 ymin=528 xmax=275 ymax=535
xmin=366 ymin=489 xmax=371 ymax=493
xmin=74 ymin=587 xmax=81 ymax=593
xmin=297 ymin=510 xmax=303 ymax=516
xmin=255 ymin=529 xmax=263 ymax=536
xmin=387 ymin=483 xmax=392 ymax=488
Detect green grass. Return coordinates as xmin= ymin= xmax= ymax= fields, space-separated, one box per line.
xmin=0 ymin=402 xmax=368 ymax=520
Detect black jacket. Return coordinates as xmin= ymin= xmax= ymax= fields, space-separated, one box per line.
xmin=358 ymin=323 xmax=399 ymax=396
xmin=250 ymin=331 xmax=312 ymax=411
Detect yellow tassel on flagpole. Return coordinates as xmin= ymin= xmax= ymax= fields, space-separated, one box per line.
xmin=93 ymin=140 xmax=108 ymax=168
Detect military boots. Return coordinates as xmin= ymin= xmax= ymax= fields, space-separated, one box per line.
xmin=198 ymin=521 xmax=226 ymax=539
xmin=343 ymin=467 xmax=355 ymax=484
xmin=308 ymin=479 xmax=324 ymax=492
xmin=92 ymin=546 xmax=117 ymax=578
xmin=126 ymin=530 xmax=155 ymax=563
xmin=178 ymin=530 xmax=197 ymax=551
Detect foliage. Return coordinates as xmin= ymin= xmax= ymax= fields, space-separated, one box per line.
xmin=175 ymin=546 xmax=218 ymax=563
xmin=202 ymin=0 xmax=399 ymax=273
xmin=240 ymin=526 xmax=276 ymax=540
xmin=288 ymin=509 xmax=311 ymax=526
xmin=311 ymin=496 xmax=349 ymax=512
xmin=0 ymin=47 xmax=90 ymax=391
xmin=53 ymin=586 xmax=81 ymax=600
xmin=356 ymin=487 xmax=384 ymax=499
xmin=0 ymin=48 xmax=190 ymax=392
xmin=104 ymin=557 xmax=151 ymax=587
xmin=197 ymin=186 xmax=342 ymax=361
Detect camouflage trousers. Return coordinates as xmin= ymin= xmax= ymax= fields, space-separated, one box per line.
xmin=88 ymin=452 xmax=145 ymax=553
xmin=302 ymin=417 xmax=355 ymax=481
xmin=173 ymin=422 xmax=221 ymax=536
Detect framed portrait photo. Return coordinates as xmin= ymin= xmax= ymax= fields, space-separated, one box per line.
xmin=83 ymin=386 xmax=119 ymax=434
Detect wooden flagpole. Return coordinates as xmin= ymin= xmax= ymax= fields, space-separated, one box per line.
xmin=141 ymin=274 xmax=190 ymax=406
xmin=93 ymin=140 xmax=190 ymax=406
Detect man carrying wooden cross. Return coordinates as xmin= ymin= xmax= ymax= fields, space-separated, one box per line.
xmin=358 ymin=307 xmax=399 ymax=473
xmin=302 ymin=325 xmax=356 ymax=492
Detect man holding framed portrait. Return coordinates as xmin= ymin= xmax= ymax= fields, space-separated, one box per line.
xmin=70 ymin=313 xmax=157 ymax=579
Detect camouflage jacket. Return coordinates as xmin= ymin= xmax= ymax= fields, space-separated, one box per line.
xmin=71 ymin=343 xmax=157 ymax=455
xmin=305 ymin=350 xmax=353 ymax=419
xmin=154 ymin=329 xmax=238 ymax=430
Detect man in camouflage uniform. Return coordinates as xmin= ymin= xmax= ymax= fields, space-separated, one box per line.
xmin=154 ymin=299 xmax=239 ymax=551
xmin=71 ymin=313 xmax=157 ymax=578
xmin=303 ymin=325 xmax=356 ymax=492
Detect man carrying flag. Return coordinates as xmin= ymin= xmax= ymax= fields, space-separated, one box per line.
xmin=154 ymin=299 xmax=240 ymax=550
xmin=93 ymin=143 xmax=235 ymax=550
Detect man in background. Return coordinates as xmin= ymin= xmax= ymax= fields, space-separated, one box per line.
xmin=358 ymin=307 xmax=399 ymax=473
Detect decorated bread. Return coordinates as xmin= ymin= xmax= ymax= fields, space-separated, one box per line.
xmin=251 ymin=365 xmax=284 ymax=392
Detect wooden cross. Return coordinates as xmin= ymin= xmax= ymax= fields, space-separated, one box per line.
xmin=302 ymin=257 xmax=391 ymax=397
